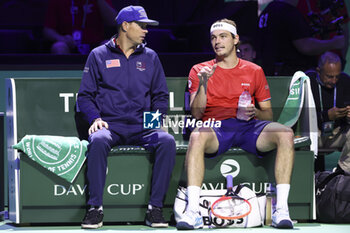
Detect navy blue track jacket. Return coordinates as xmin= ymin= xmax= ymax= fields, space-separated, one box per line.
xmin=77 ymin=36 xmax=169 ymax=127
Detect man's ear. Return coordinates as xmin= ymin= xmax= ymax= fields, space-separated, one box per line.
xmin=121 ymin=21 xmax=129 ymax=32
xmin=234 ymin=34 xmax=240 ymax=46
xmin=316 ymin=66 xmax=321 ymax=74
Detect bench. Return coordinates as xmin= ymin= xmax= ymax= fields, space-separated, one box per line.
xmin=5 ymin=75 xmax=314 ymax=224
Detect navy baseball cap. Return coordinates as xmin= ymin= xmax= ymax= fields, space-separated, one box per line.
xmin=115 ymin=5 xmax=159 ymax=26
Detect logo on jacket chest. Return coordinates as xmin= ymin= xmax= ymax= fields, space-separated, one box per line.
xmin=106 ymin=59 xmax=120 ymax=68
xmin=136 ymin=61 xmax=146 ymax=71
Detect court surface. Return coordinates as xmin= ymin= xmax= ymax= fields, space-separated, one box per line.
xmin=1 ymin=220 xmax=350 ymax=233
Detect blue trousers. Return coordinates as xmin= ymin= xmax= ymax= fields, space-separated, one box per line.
xmin=86 ymin=126 xmax=176 ymax=207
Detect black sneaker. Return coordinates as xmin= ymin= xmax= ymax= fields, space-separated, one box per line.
xmin=145 ymin=206 xmax=169 ymax=228
xmin=81 ymin=209 xmax=104 ymax=229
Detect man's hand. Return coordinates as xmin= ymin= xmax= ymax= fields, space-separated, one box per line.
xmin=89 ymin=118 xmax=109 ymax=135
xmin=197 ymin=64 xmax=217 ymax=91
xmin=245 ymin=104 xmax=256 ymax=120
xmin=328 ymin=107 xmax=347 ymax=121
xmin=190 ymin=64 xmax=217 ymax=119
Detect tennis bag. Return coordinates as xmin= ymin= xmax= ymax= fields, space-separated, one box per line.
xmin=315 ymin=168 xmax=350 ymax=223
xmin=174 ymin=185 xmax=265 ymax=228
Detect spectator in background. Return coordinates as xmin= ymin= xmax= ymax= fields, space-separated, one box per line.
xmin=237 ymin=36 xmax=257 ymax=63
xmin=43 ymin=0 xmax=116 ymax=54
xmin=297 ymin=0 xmax=349 ymax=68
xmin=305 ymin=51 xmax=350 ymax=173
xmin=257 ymin=0 xmax=345 ymax=76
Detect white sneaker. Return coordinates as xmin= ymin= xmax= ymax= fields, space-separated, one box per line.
xmin=176 ymin=210 xmax=203 ymax=230
xmin=271 ymin=209 xmax=294 ymax=229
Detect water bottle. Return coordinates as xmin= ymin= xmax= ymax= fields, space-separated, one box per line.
xmin=265 ymin=183 xmax=276 ymax=226
xmin=236 ymin=89 xmax=251 ymax=121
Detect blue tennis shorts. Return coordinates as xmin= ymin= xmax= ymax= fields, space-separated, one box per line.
xmin=211 ymin=118 xmax=271 ymax=157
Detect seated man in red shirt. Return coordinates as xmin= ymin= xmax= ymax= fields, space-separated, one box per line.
xmin=176 ymin=18 xmax=295 ymax=230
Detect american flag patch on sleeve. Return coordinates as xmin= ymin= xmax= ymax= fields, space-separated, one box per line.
xmin=106 ymin=59 xmax=120 ymax=68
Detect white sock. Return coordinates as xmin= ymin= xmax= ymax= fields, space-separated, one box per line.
xmin=276 ymin=184 xmax=290 ymax=211
xmin=89 ymin=205 xmax=103 ymax=211
xmin=186 ymin=186 xmax=201 ymax=213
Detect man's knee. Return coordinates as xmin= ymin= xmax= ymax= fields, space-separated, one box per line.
xmin=269 ymin=124 xmax=294 ymax=146
xmin=159 ymin=132 xmax=176 ymax=147
xmin=189 ymin=128 xmax=214 ymax=148
xmin=279 ymin=126 xmax=294 ymax=144
xmin=189 ymin=131 xmax=203 ymax=145
xmin=89 ymin=128 xmax=112 ymax=146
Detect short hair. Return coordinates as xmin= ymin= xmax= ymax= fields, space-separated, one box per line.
xmin=318 ymin=51 xmax=341 ymax=70
xmin=214 ymin=18 xmax=237 ymax=27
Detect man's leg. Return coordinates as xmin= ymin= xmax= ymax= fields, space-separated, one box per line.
xmin=256 ymin=122 xmax=295 ymax=229
xmin=140 ymin=130 xmax=176 ymax=227
xmin=145 ymin=130 xmax=176 ymax=207
xmin=86 ymin=128 xmax=118 ymax=206
xmin=82 ymin=128 xmax=118 ymax=229
xmin=176 ymin=127 xmax=219 ymax=230
xmin=257 ymin=122 xmax=294 ymax=184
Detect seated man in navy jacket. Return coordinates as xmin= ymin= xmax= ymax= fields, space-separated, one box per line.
xmin=77 ymin=5 xmax=176 ymax=229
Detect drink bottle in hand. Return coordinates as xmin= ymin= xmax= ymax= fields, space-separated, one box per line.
xmin=236 ymin=90 xmax=251 ymax=121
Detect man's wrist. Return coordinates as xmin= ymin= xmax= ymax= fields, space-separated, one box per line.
xmin=198 ymin=81 xmax=208 ymax=94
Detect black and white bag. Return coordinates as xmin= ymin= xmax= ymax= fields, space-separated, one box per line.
xmin=174 ymin=185 xmax=266 ymax=228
